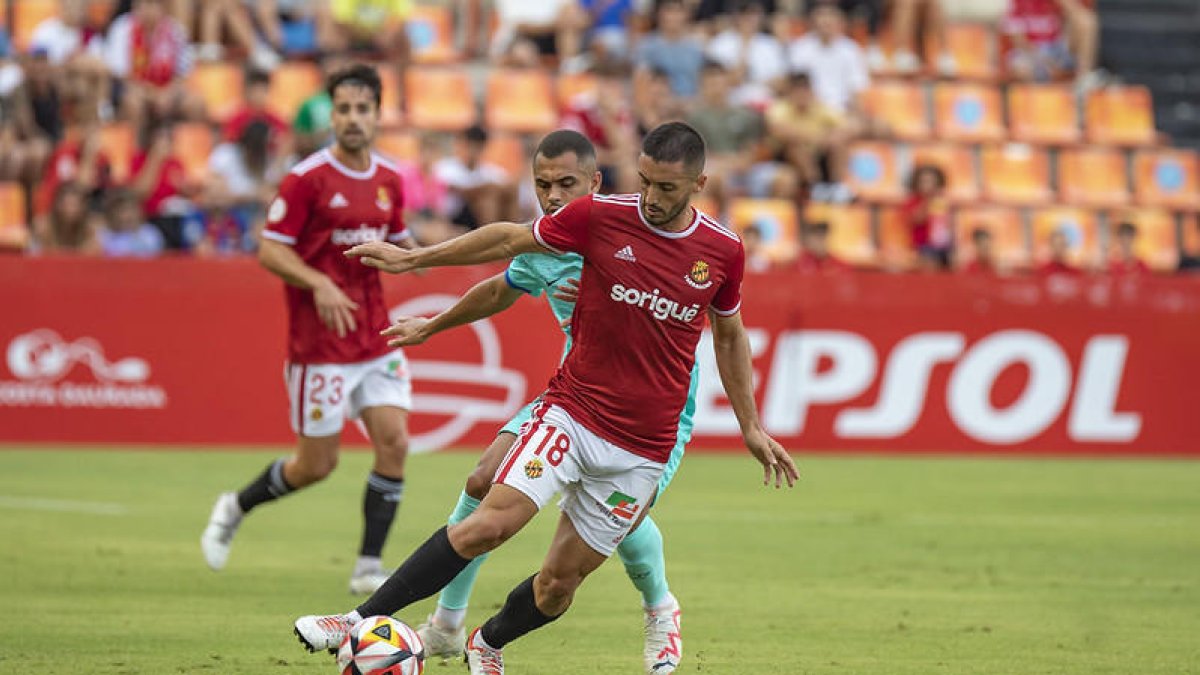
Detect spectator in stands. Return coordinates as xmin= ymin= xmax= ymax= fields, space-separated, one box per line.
xmin=1107 ymin=221 xmax=1151 ymax=277
xmin=634 ymin=0 xmax=706 ymax=98
xmin=249 ymin=0 xmax=341 ymax=56
xmin=794 ymin=220 xmax=850 ymax=273
xmin=223 ymin=69 xmax=288 ymax=144
xmin=31 ymin=181 xmax=99 ymax=254
xmin=1179 ymin=221 xmax=1200 ymax=273
xmin=742 ymin=222 xmax=774 ymax=273
xmin=1002 ymin=0 xmax=1103 ymax=90
xmin=326 ymin=0 xmax=412 ymax=60
xmin=765 ymin=72 xmax=853 ymax=202
xmin=395 ymin=133 xmax=456 ymax=244
xmin=901 ymin=164 xmax=952 ymax=270
xmin=561 ymin=62 xmax=638 ymax=192
xmin=194 ymin=0 xmax=281 ymax=71
xmin=131 ymin=121 xmax=203 ymax=249
xmin=98 ymin=187 xmax=164 ymax=257
xmin=578 ymin=0 xmax=636 ymax=65
xmin=23 ymin=49 xmax=66 ymax=141
xmin=434 ymin=125 xmax=516 ymax=231
xmin=105 ymin=0 xmax=205 ymax=135
xmin=491 ymin=0 xmax=589 ymax=69
xmin=1037 ymin=228 xmax=1082 ymax=277
xmin=0 ymin=63 xmax=53 ymax=188
xmin=205 ymin=119 xmax=288 ymax=251
xmin=688 ymin=61 xmax=797 ymax=211
xmin=633 ymin=67 xmax=687 ymax=139
xmin=29 ymin=0 xmax=113 ymax=120
xmin=705 ymin=0 xmax=788 ymax=109
xmin=36 ymin=122 xmax=113 ymax=220
xmin=960 ymin=227 xmax=999 ymax=276
xmin=788 ymin=1 xmax=869 ymax=115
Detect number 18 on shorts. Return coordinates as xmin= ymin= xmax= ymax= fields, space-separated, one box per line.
xmin=493 ymin=403 xmax=664 ymax=556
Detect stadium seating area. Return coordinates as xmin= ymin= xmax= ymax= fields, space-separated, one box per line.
xmin=0 ymin=0 xmax=1197 ymax=273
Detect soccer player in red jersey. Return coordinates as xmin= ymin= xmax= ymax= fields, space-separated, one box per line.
xmin=294 ymin=122 xmax=797 ymax=674
xmin=201 ymin=64 xmax=417 ymax=595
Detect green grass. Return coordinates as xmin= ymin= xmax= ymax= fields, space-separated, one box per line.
xmin=0 ymin=449 xmax=1198 ymax=675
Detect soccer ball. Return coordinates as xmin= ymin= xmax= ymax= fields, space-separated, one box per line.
xmin=335 ymin=616 xmax=425 ymax=675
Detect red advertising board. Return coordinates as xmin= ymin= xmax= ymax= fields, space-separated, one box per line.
xmin=2 ymin=257 xmax=1199 ymax=455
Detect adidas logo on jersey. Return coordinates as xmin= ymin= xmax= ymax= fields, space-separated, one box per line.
xmin=614 ymin=245 xmax=637 ymax=262
xmin=329 ymin=193 xmax=349 ymax=208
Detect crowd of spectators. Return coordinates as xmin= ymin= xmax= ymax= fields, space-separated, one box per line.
xmin=2 ymin=0 xmax=1183 ymax=278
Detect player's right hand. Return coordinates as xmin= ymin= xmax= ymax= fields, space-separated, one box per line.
xmin=345 ymin=241 xmax=416 ymax=274
xmin=381 ymin=316 xmax=432 ymax=347
xmin=314 ymin=280 xmax=359 ymax=338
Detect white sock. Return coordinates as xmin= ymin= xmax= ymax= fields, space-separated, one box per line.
xmin=345 ymin=610 xmax=363 ymax=624
xmin=647 ymin=592 xmax=677 ymax=614
xmin=472 ymin=629 xmax=498 ymax=651
xmin=433 ymin=605 xmax=467 ymax=630
xmin=353 ymin=556 xmax=383 ymax=577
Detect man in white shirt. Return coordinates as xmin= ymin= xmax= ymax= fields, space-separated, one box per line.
xmin=787 ymin=1 xmax=869 ymax=115
xmin=705 ymin=0 xmax=788 ymax=108
xmin=433 ymin=125 xmax=516 ymax=230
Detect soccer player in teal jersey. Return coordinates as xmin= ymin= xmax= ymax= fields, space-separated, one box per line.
xmin=382 ymin=130 xmax=694 ymax=674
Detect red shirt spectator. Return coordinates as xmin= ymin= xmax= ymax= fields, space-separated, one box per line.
xmin=1108 ymin=257 xmax=1150 ymax=277
xmin=902 ymin=165 xmax=952 ymax=269
xmin=961 ymin=259 xmax=998 ymax=277
xmin=794 ymin=249 xmax=850 ymax=274
xmin=222 ymin=70 xmax=289 ymax=143
xmin=1037 ymin=259 xmax=1082 ymax=277
xmin=105 ymin=2 xmax=192 ymax=88
xmin=36 ymin=130 xmax=112 ymax=216
xmin=1004 ymin=0 xmax=1069 ymax=45
xmin=131 ymin=127 xmax=189 ymax=217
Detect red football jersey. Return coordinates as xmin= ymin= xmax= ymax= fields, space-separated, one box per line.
xmin=533 ymin=194 xmax=745 ymax=462
xmin=262 ymin=149 xmax=410 ymax=364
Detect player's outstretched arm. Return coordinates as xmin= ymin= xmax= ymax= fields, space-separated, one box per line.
xmin=709 ymin=310 xmax=800 ymax=489
xmin=382 ymin=273 xmax=522 ymax=347
xmin=345 ymin=222 xmax=546 ymax=274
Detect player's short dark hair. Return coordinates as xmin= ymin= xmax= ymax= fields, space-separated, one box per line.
xmin=326 ymin=63 xmax=383 ymax=108
xmin=701 ymin=59 xmax=727 ymax=76
xmin=788 ymin=71 xmax=812 ymax=89
xmin=804 ymin=220 xmax=830 ymax=235
xmin=464 ymin=124 xmax=488 ymax=144
xmin=971 ymin=227 xmax=991 ymax=243
xmin=642 ymin=122 xmax=706 ymax=174
xmin=1116 ymin=221 xmax=1139 ymax=237
xmin=908 ymin=164 xmax=947 ymax=191
xmin=245 ymin=68 xmax=271 ymax=88
xmin=535 ymin=130 xmax=597 ymax=166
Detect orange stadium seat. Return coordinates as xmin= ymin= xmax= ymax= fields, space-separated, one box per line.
xmin=556 ymin=72 xmax=599 ymax=109
xmin=1182 ymin=212 xmax=1200 ymax=260
xmin=934 ymin=83 xmax=1005 ymax=143
xmin=1133 ymin=149 xmax=1200 ymax=209
xmin=847 ymin=141 xmax=905 ymax=203
xmin=806 ymin=203 xmax=876 ymax=266
xmin=1108 ymin=208 xmax=1179 ymax=270
xmin=13 ymin=0 xmax=58 ymax=51
xmin=728 ymin=198 xmax=800 ymax=262
xmin=932 ymin=23 xmax=997 ymax=81
xmin=1085 ymin=86 xmax=1156 ymax=146
xmin=405 ymin=68 xmax=477 ymax=131
xmin=376 ymin=66 xmax=403 ymax=126
xmin=406 ymin=5 xmax=459 ymax=64
xmin=267 ymin=61 xmax=323 ymax=122
xmin=485 ymin=69 xmax=558 ymax=134
xmin=187 ymin=63 xmax=244 ymax=123
xmin=0 ymin=182 xmax=30 ymax=251
xmin=1057 ymin=147 xmax=1130 ymax=208
xmin=909 ymin=143 xmax=980 ymax=204
xmin=375 ymin=130 xmax=420 ymax=163
xmin=482 ymin=133 xmax=527 ymax=178
xmin=99 ymin=123 xmax=136 ymax=183
xmin=172 ymin=123 xmax=215 ymax=182
xmin=1008 ymin=85 xmax=1080 ymax=145
xmin=954 ymin=206 xmax=1028 ymax=267
xmin=88 ymin=1 xmax=115 ymax=28
xmin=876 ymin=206 xmax=915 ymax=268
xmin=1031 ymin=206 xmax=1101 ymax=268
xmin=980 ymin=143 xmax=1052 ymax=205
xmin=863 ymin=81 xmax=930 ymax=141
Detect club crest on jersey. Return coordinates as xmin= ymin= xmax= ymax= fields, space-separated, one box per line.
xmin=685 ymin=260 xmax=712 ymax=289
xmin=524 ymin=457 xmax=544 ymax=479
xmin=376 ymin=187 xmax=391 ymax=211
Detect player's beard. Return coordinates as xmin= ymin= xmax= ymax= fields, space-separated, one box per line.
xmin=642 ymin=198 xmax=691 ymax=230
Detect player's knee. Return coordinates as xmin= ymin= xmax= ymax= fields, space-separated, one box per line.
xmin=374 ymin=429 xmax=409 ymax=463
xmin=463 ymin=467 xmax=493 ymax=501
xmin=293 ymin=453 xmax=338 ymax=485
xmin=535 ymin=567 xmax=582 ymax=606
xmin=453 ymin=513 xmax=516 ymax=555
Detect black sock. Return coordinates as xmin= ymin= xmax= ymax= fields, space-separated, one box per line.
xmin=236 ymin=459 xmax=293 ymax=513
xmin=355 ymin=526 xmax=472 ymax=617
xmin=480 ymin=574 xmax=562 ymax=650
xmin=360 ymin=472 xmax=404 ymax=557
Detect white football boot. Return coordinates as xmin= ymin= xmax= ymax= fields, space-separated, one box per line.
xmin=464 ymin=627 xmax=504 ymax=675
xmin=200 ymin=492 xmax=243 ymax=570
xmin=416 ymin=615 xmax=467 ymax=659
xmin=348 ymin=569 xmax=391 ymax=595
xmin=294 ymin=613 xmax=356 ymax=653
xmin=643 ymin=595 xmax=683 ymax=674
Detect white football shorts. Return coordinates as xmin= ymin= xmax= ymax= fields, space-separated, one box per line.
xmin=493 ymin=403 xmax=664 ymax=557
xmin=284 ymin=350 xmax=412 ymax=437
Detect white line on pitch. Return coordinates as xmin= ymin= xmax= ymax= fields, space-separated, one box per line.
xmin=0 ymin=496 xmax=128 ymax=516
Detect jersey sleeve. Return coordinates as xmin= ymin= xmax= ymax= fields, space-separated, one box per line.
xmin=262 ymin=172 xmax=314 ymax=245
xmin=711 ymin=242 xmax=745 ymax=316
xmin=532 ymin=194 xmax=592 ymax=255
xmin=505 ymin=254 xmax=548 ymax=297
xmin=387 ymin=172 xmax=411 ymax=243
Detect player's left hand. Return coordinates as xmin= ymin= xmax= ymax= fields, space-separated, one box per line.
xmin=744 ymin=427 xmax=799 ymax=489
xmin=381 ymin=316 xmax=432 ymax=347
xmin=345 ymin=241 xmax=416 ymax=274
xmin=552 ymin=277 xmax=581 ymax=303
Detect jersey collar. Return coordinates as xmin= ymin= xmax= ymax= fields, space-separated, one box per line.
xmin=324 ymin=148 xmax=377 ymax=180
xmin=637 ymin=195 xmax=701 ymax=239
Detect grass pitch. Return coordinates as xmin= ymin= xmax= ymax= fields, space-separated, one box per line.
xmin=0 ymin=449 xmax=1197 ymax=675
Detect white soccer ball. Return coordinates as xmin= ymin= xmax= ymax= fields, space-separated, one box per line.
xmin=335 ymin=616 xmax=425 ymax=675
